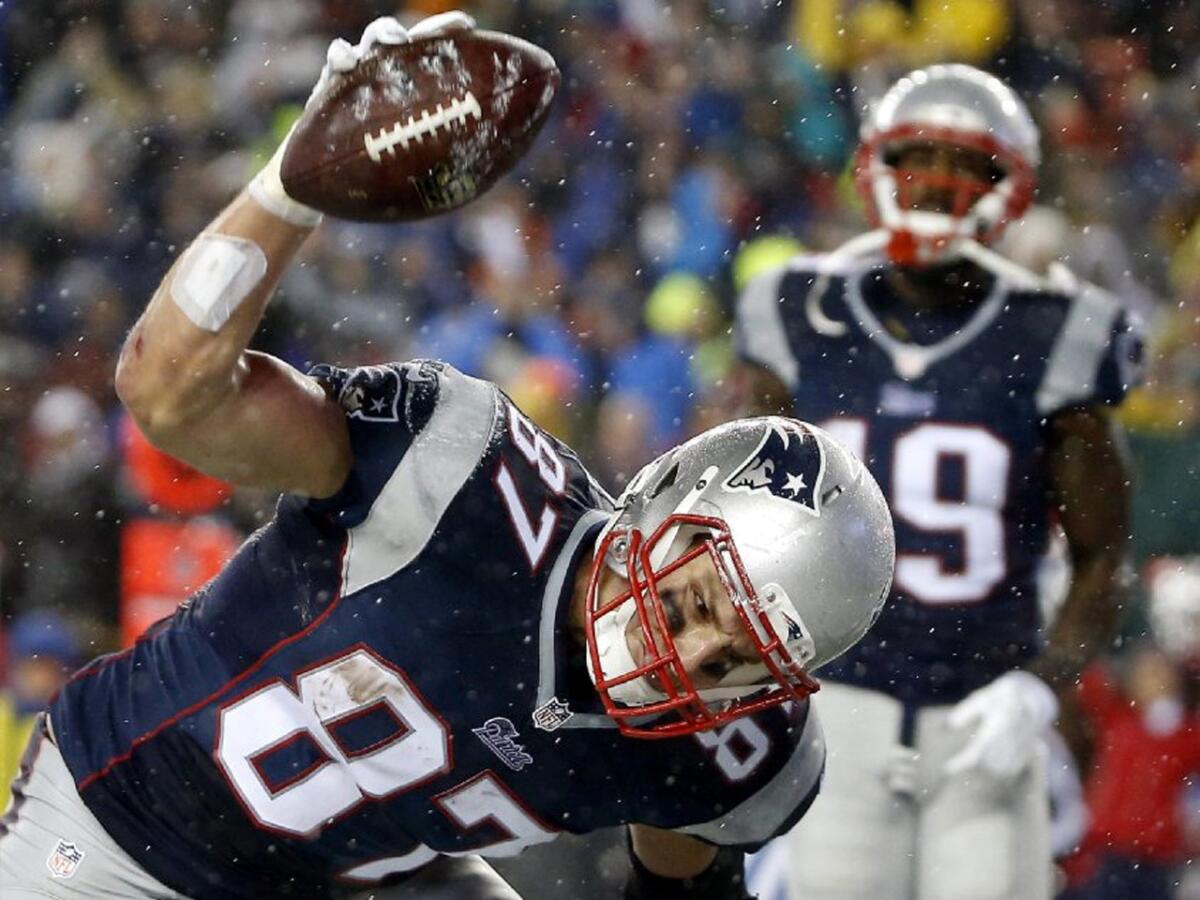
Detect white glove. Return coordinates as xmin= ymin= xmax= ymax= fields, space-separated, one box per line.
xmin=884 ymin=745 xmax=920 ymax=796
xmin=944 ymin=670 xmax=1058 ymax=779
xmin=249 ymin=11 xmax=476 ymax=226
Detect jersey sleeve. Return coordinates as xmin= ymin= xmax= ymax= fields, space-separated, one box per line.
xmin=1093 ymin=307 xmax=1144 ymax=406
xmin=734 ymin=264 xmax=803 ymax=392
xmin=302 ymin=359 xmax=500 ymax=532
xmin=1034 ymin=284 xmax=1145 ymax=418
xmin=674 ymin=703 xmax=826 ymax=851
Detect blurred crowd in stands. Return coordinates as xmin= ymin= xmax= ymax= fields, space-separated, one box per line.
xmin=0 ymin=0 xmax=1197 ymax=896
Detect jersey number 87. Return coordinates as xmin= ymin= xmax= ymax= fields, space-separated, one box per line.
xmin=495 ymin=404 xmax=567 ymax=573
xmin=216 ymin=647 xmax=559 ymax=883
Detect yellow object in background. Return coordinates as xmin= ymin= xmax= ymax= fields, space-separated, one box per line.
xmin=732 ymin=236 xmax=806 ymax=292
xmin=792 ymin=0 xmax=1010 ymax=71
xmin=1168 ymin=217 xmax=1200 ymax=297
xmin=0 ymin=696 xmax=37 ymax=810
xmin=644 ymin=272 xmax=721 ymax=339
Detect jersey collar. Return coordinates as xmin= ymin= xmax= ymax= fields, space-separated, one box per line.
xmin=845 ymin=266 xmax=1009 ymax=381
xmin=531 ymin=511 xmax=615 ymax=728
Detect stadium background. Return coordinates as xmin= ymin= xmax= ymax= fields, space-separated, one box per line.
xmin=0 ymin=1 xmax=1197 ymax=897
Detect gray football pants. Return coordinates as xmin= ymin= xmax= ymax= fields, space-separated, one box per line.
xmin=780 ymin=682 xmax=1052 ymax=900
xmin=0 ymin=716 xmax=522 ymax=899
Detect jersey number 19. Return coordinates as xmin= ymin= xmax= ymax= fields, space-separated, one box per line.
xmin=822 ymin=419 xmax=1011 ymax=605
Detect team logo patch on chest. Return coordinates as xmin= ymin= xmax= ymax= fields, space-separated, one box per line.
xmin=473 ymin=717 xmax=533 ymax=771
xmin=336 ymin=365 xmax=403 ymax=422
xmin=46 ymin=839 xmax=84 ymax=879
xmin=724 ymin=422 xmax=826 ymax=515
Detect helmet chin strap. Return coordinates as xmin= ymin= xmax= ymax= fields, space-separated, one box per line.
xmin=955 ymin=237 xmax=1045 ymax=288
xmin=804 ymin=228 xmax=1035 ymax=337
xmin=585 ymin=594 xmax=663 ymax=706
xmin=818 ymin=226 xmax=1041 ymax=289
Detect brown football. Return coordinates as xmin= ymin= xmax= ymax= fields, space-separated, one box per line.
xmin=280 ymin=30 xmax=560 ymax=222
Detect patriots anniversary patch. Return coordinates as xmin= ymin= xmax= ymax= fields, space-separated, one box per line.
xmin=311 ymin=360 xmax=444 ymax=425
xmin=724 ymin=422 xmax=826 ymax=515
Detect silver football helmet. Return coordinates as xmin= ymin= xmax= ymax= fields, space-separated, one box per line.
xmin=584 ymin=417 xmax=895 ymax=738
xmin=855 ymin=64 xmax=1039 ymax=266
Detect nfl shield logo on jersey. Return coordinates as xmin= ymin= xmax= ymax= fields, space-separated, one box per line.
xmin=532 ymin=697 xmax=573 ymax=732
xmin=724 ymin=422 xmax=826 ymax=516
xmin=46 ymin=838 xmax=84 ymax=879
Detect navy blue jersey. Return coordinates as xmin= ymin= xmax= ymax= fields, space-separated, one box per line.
xmin=736 ymin=256 xmax=1142 ymax=704
xmin=50 ymin=360 xmax=824 ymax=900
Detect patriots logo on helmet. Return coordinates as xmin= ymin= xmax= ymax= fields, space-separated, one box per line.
xmin=724 ymin=423 xmax=826 ymax=516
xmin=782 ymin=613 xmax=804 ymax=642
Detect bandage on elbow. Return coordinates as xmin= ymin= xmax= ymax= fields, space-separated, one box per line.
xmin=170 ymin=233 xmax=269 ymax=332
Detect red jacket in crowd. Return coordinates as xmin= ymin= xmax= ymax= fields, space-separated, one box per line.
xmin=1078 ymin=662 xmax=1200 ymax=863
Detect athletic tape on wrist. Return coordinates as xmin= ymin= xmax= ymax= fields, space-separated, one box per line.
xmin=170 ymin=233 xmax=269 ymax=332
xmin=248 ymin=133 xmax=324 ymax=228
xmin=248 ymin=171 xmax=324 ymax=228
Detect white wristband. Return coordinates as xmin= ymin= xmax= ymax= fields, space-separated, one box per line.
xmin=248 ymin=134 xmax=324 ymax=228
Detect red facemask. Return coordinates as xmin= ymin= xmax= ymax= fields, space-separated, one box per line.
xmin=854 ymin=126 xmax=1036 ymax=267
xmin=584 ymin=512 xmax=819 ymax=739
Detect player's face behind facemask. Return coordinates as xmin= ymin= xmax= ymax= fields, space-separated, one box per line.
xmin=886 ymin=140 xmax=1002 ymax=221
xmin=584 ymin=515 xmax=820 ymax=740
xmin=865 ymin=133 xmax=1024 ymax=266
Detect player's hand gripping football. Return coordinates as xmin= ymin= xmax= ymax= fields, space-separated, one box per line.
xmin=248 ymin=11 xmax=476 ymax=226
xmin=944 ymin=670 xmax=1058 ymax=779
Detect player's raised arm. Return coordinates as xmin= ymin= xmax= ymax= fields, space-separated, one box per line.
xmin=115 ymin=15 xmax=473 ymax=498
xmin=114 ymin=180 xmax=345 ymax=495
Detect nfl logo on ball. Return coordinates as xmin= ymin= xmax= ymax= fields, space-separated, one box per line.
xmin=46 ymin=839 xmax=84 ymax=879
